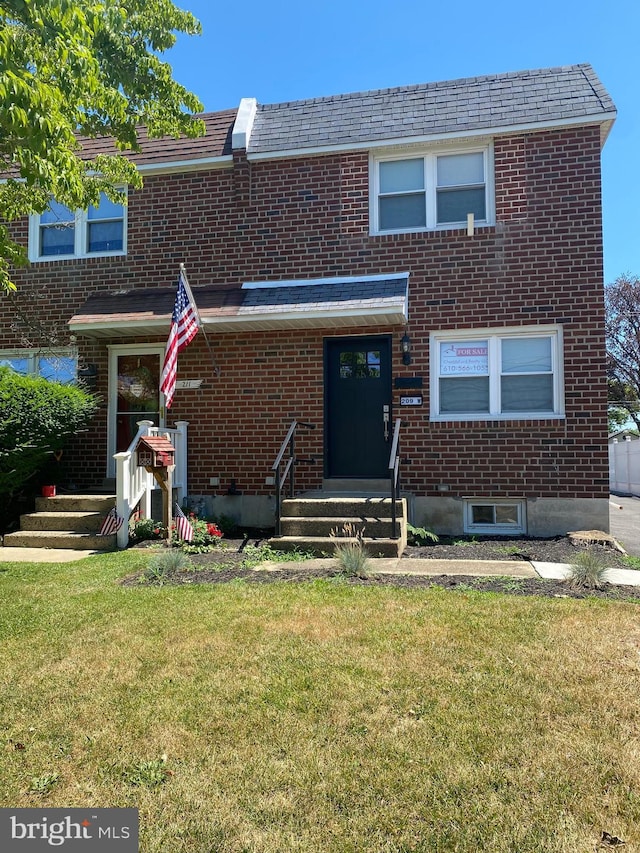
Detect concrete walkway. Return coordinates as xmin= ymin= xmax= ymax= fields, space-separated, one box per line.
xmin=258 ymin=556 xmax=640 ymax=587
xmin=1 ymin=547 xmax=639 ymax=586
xmin=0 ymin=547 xmax=100 ymax=563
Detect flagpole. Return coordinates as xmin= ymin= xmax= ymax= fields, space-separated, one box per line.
xmin=180 ymin=264 xmax=220 ymax=377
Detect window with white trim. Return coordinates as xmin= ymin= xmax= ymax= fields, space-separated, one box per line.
xmin=430 ymin=327 xmax=564 ymax=420
xmin=372 ymin=146 xmax=492 ymax=234
xmin=0 ymin=350 xmax=77 ymax=384
xmin=464 ymin=500 xmax=525 ymax=534
xmin=29 ymin=191 xmax=126 ymax=261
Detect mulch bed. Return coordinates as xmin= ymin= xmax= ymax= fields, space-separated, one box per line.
xmin=126 ymin=534 xmax=640 ymax=601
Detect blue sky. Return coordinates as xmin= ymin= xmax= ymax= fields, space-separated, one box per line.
xmin=168 ymin=0 xmax=638 ymax=285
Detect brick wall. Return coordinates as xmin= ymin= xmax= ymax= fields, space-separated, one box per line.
xmin=3 ymin=124 xmax=609 ymax=501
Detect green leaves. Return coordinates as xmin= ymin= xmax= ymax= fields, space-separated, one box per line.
xmin=0 ymin=366 xmax=98 ymax=498
xmin=0 ymin=0 xmax=205 ymax=292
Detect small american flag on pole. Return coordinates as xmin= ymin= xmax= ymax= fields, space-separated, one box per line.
xmin=174 ymin=504 xmax=194 ymax=542
xmin=99 ymin=507 xmax=123 ymax=536
xmin=160 ymin=267 xmax=199 ymax=409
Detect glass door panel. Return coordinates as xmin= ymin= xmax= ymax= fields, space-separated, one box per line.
xmin=116 ymin=353 xmax=161 ymax=452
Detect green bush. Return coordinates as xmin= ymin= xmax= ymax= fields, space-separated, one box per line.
xmin=569 ymin=549 xmax=609 ymax=590
xmin=130 ymin=517 xmax=165 ymax=544
xmin=407 ymin=523 xmax=439 ymax=545
xmin=212 ymin=513 xmax=239 ymax=537
xmin=0 ymin=367 xmax=98 ymax=500
xmin=176 ymin=512 xmax=224 ymax=552
xmin=143 ymin=548 xmax=193 ymax=583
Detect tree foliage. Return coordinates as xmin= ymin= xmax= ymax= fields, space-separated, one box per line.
xmin=606 ymin=273 xmax=640 ymax=433
xmin=0 ymin=366 xmax=98 ymax=498
xmin=0 ymin=0 xmax=205 ymax=292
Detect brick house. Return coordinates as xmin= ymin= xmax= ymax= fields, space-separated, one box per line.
xmin=3 ymin=63 xmax=616 ymax=539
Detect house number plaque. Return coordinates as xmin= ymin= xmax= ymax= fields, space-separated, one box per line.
xmin=176 ymin=379 xmax=203 ymax=389
xmin=400 ymin=395 xmax=423 ymax=406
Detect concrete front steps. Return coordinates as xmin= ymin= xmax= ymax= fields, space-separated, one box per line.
xmin=4 ymin=494 xmax=118 ymax=551
xmin=269 ymin=496 xmax=408 ymax=558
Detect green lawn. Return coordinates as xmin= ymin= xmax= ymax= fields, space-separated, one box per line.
xmin=1 ymin=551 xmax=640 ymax=852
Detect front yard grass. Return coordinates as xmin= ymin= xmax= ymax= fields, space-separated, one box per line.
xmin=1 ymin=550 xmax=640 ymax=852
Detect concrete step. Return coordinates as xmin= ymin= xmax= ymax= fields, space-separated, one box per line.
xmin=280 ymin=516 xmax=403 ymax=538
xmin=321 ymin=478 xmax=391 ymax=492
xmin=282 ymin=496 xmax=405 ymax=519
xmin=274 ymin=496 xmax=407 ymax=558
xmin=268 ymin=535 xmax=405 ymax=558
xmin=6 ymin=493 xmax=118 ymax=551
xmin=35 ymin=494 xmax=116 ymax=513
xmin=20 ymin=511 xmax=105 ymax=533
xmin=4 ymin=529 xmax=117 ymax=551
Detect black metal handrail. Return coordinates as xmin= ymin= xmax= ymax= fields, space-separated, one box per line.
xmin=272 ymin=420 xmax=316 ymax=535
xmin=388 ymin=418 xmax=402 ymax=538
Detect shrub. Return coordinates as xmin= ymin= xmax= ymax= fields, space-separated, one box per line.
xmin=0 ymin=367 xmax=98 ymax=502
xmin=212 ymin=513 xmax=239 ymax=537
xmin=143 ymin=548 xmax=193 ymax=582
xmin=568 ymin=549 xmax=609 ymax=590
xmin=331 ymin=522 xmax=370 ymax=578
xmin=407 ymin=523 xmax=439 ymax=546
xmin=177 ymin=512 xmax=223 ymax=552
xmin=130 ymin=517 xmax=165 ymax=544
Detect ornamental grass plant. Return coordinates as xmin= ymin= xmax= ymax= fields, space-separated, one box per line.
xmin=569 ymin=549 xmax=609 ymax=590
xmin=330 ymin=521 xmax=370 ymax=578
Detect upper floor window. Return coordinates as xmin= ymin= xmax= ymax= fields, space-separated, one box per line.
xmin=429 ymin=326 xmax=564 ymax=421
xmin=371 ymin=147 xmax=493 ymax=234
xmin=29 ymin=191 xmax=126 ymax=261
xmin=0 ymin=349 xmax=77 ymax=384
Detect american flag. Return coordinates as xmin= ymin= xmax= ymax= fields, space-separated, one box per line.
xmin=99 ymin=507 xmax=123 ymax=536
xmin=174 ymin=504 xmax=194 ymax=542
xmin=160 ymin=268 xmax=199 ymax=409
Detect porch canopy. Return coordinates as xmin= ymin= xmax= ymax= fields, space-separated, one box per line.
xmin=68 ymin=273 xmax=409 ymax=338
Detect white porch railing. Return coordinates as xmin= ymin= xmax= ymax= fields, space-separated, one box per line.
xmin=609 ymin=436 xmax=640 ymax=497
xmin=113 ymin=419 xmax=189 ymax=548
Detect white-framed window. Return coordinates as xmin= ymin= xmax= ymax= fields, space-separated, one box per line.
xmin=371 ymin=145 xmax=493 ymax=234
xmin=464 ymin=500 xmax=526 ymax=534
xmin=430 ymin=326 xmax=564 ymax=421
xmin=28 ymin=191 xmax=127 ymax=261
xmin=0 ymin=349 xmax=77 ymax=384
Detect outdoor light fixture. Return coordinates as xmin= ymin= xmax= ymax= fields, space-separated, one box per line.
xmin=401 ymin=332 xmax=412 ymax=366
xmin=78 ymin=363 xmax=98 ymax=391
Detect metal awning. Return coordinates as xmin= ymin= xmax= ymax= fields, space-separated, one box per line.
xmin=68 ymin=273 xmax=409 ymax=338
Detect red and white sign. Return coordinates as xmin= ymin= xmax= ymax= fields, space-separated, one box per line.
xmin=440 ymin=341 xmax=488 ymax=375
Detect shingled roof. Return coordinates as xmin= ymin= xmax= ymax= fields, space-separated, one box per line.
xmin=245 ymin=63 xmax=616 ymax=156
xmin=69 ymin=275 xmax=409 ymax=336
xmin=76 ymin=110 xmax=235 ymax=167
xmin=16 ymin=64 xmax=614 ymax=174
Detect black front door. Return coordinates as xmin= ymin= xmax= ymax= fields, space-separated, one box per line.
xmin=325 ymin=336 xmax=392 ymax=478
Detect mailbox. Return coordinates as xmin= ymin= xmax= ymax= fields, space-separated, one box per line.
xmin=136 ymin=435 xmax=175 ymax=469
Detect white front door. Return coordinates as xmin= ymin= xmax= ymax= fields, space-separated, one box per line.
xmin=107 ymin=344 xmax=165 ymax=477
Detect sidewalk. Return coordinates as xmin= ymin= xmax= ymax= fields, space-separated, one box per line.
xmin=2 ymin=549 xmax=640 ymax=587
xmin=259 ymin=556 xmax=640 ymax=587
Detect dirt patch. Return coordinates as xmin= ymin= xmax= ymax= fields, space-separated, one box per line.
xmin=125 ymin=534 xmax=640 ymax=601
xmin=403 ymin=534 xmax=630 ymax=566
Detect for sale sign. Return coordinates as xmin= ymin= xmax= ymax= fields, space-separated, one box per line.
xmin=440 ymin=341 xmax=488 ymax=375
